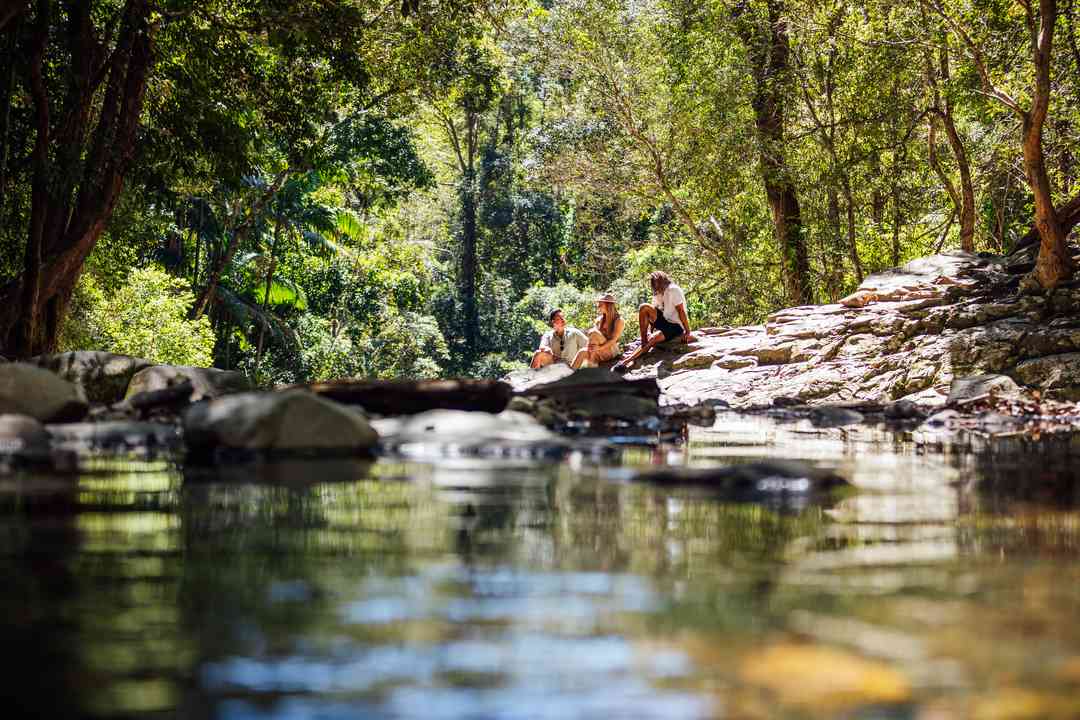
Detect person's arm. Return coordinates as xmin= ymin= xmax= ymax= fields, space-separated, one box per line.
xmin=676 ymin=303 xmax=692 ymax=341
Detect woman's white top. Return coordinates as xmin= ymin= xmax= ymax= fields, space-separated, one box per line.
xmin=655 ymin=283 xmax=686 ymax=325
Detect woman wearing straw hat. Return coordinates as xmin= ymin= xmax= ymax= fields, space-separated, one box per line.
xmin=571 ymin=293 xmax=624 ymax=368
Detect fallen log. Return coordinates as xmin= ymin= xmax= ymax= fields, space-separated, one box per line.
xmin=290 ymin=378 xmax=513 ymax=415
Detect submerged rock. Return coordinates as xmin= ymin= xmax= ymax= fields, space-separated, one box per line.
xmin=739 ymin=644 xmax=911 ymax=711
xmin=381 ymin=409 xmax=567 ymax=460
xmin=0 ymin=363 xmax=88 ymax=422
xmin=126 ymin=365 xmax=251 ymax=402
xmin=183 ymin=390 xmax=377 ymax=460
xmin=30 ymin=351 xmax=152 ymax=404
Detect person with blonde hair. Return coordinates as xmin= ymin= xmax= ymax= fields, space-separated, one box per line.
xmin=613 ymin=271 xmax=693 ymax=372
xmin=571 ymin=293 xmax=624 ymax=368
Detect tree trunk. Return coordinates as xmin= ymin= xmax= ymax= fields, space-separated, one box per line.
xmin=739 ymin=0 xmax=812 ymax=306
xmin=1026 ymin=0 xmax=1071 ymax=288
xmin=826 ymin=188 xmax=845 ymax=300
xmin=935 ymin=41 xmax=975 ymax=252
xmin=1025 ymin=115 xmax=1071 ymax=285
xmin=0 ymin=0 xmax=156 ymax=356
xmin=17 ymin=0 xmax=49 ymax=357
xmin=840 ymin=175 xmax=863 ymax=283
xmin=254 ymin=219 xmax=280 ymax=374
xmin=0 ymin=10 xmax=22 ymax=212
xmin=460 ymin=170 xmax=478 ymax=356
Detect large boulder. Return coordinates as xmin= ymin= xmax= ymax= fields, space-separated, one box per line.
xmin=183 ymin=390 xmax=378 ymax=459
xmin=30 ymin=351 xmax=152 ymax=404
xmin=502 ymin=363 xmax=576 ymax=393
xmin=947 ymin=374 xmax=1022 ymax=405
xmin=0 ymin=363 xmax=87 ymax=422
xmin=1014 ymin=353 xmax=1080 ymax=400
xmin=126 ymin=365 xmax=251 ymax=402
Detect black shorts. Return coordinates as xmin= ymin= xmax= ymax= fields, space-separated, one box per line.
xmin=653 ymin=314 xmax=684 ymax=341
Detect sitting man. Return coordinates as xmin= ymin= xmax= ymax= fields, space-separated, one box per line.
xmin=530 ymin=308 xmax=589 ymax=369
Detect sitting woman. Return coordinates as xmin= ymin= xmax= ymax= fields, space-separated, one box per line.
xmin=640 ymin=271 xmax=690 ymax=346
xmin=571 ymin=293 xmax=624 ymax=368
xmin=612 ymin=271 xmax=693 ymax=372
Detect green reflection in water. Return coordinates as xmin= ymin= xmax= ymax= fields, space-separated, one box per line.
xmin=0 ymin=431 xmax=1078 ymax=719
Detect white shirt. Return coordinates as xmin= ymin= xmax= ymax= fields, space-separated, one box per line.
xmin=539 ymin=326 xmax=589 ymax=362
xmin=655 ymin=283 xmax=686 ymax=325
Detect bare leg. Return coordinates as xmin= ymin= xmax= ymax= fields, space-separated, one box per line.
xmin=613 ymin=330 xmax=666 ymax=372
xmin=637 ymin=304 xmax=657 ymax=346
xmin=571 ymin=347 xmax=589 ymax=369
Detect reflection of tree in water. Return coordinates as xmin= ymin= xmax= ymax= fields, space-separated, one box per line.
xmin=959 ymin=448 xmax=1080 ymax=557
xmin=422 ymin=463 xmax=558 ymax=562
xmin=0 ymin=476 xmax=86 ymax=717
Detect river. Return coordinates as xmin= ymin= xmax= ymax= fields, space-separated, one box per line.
xmin=1 ymin=414 xmax=1079 ymax=718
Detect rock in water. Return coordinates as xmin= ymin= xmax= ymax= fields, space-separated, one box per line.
xmin=183 ymin=390 xmax=378 ymax=460
xmin=126 ymin=365 xmax=251 ymax=402
xmin=31 ymin=351 xmax=152 ymax=404
xmin=947 ymin=374 xmax=1021 ymax=405
xmin=519 ymin=367 xmax=661 ymax=420
xmin=634 ymin=459 xmax=847 ymax=496
xmin=0 ymin=363 xmax=88 ymax=422
xmin=48 ymin=421 xmax=182 ymax=456
xmin=503 ymin=363 xmax=576 ymax=393
xmin=382 ymin=409 xmax=567 ymax=459
xmin=0 ymin=414 xmax=51 ymax=462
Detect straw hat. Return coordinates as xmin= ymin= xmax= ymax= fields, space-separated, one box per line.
xmin=595 ymin=293 xmax=617 ymax=304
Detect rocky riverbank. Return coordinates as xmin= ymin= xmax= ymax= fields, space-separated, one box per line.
xmin=3 ymin=243 xmax=1080 ymax=472
xmin=506 ymin=244 xmax=1080 ymax=445
xmin=623 ymin=245 xmax=1080 ymax=411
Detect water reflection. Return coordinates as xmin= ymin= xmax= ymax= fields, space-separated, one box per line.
xmin=0 ymin=417 xmax=1079 ymax=718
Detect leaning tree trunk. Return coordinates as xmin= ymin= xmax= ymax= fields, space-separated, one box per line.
xmin=0 ymin=0 xmax=156 ymax=357
xmin=1025 ymin=0 xmax=1071 ymax=288
xmin=1025 ymin=114 xmax=1072 ymax=286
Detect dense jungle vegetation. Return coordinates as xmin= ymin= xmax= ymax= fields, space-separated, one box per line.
xmin=1 ymin=0 xmax=1079 ymax=381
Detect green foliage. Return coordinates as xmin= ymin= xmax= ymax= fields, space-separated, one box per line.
xmin=59 ymin=269 xmax=215 ymax=367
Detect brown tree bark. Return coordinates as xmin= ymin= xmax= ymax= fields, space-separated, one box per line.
xmin=737 ymin=0 xmax=812 ymax=306
xmin=1 ymin=0 xmax=157 ymax=356
xmin=1015 ymin=193 xmax=1080 ymax=251
xmin=0 ymin=1 xmax=27 ymax=33
xmin=930 ymin=0 xmax=1068 ymax=287
xmin=1024 ymin=0 xmax=1071 ymax=287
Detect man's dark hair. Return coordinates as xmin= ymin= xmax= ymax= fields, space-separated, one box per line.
xmin=548 ymin=308 xmax=563 ymax=325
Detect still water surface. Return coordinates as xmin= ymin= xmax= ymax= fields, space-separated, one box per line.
xmin=1 ymin=415 xmax=1079 ymax=719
